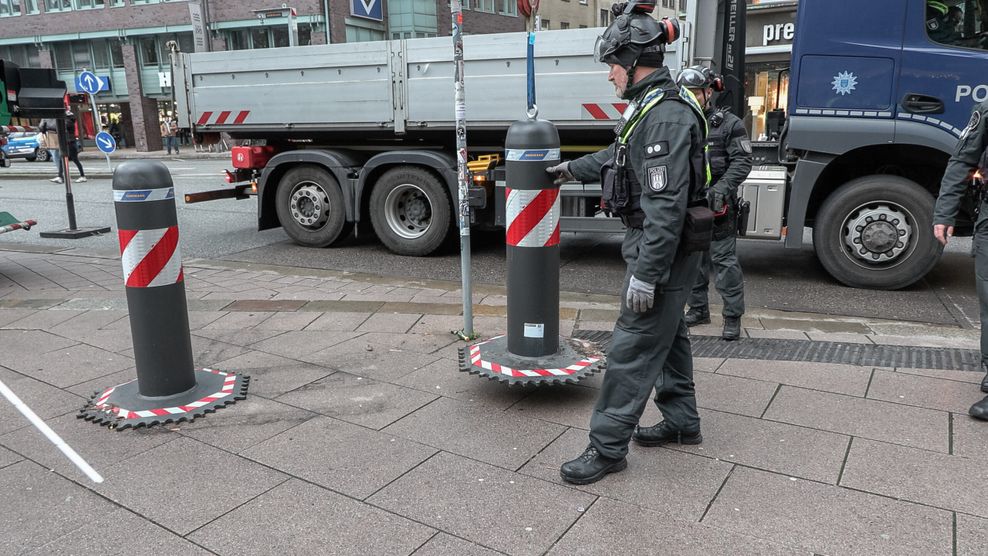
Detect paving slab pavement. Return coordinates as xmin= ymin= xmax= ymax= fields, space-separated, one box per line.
xmin=0 ymin=245 xmax=986 ymax=554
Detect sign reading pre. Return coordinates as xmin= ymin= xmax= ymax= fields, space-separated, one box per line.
xmin=351 ymin=0 xmax=382 ymax=21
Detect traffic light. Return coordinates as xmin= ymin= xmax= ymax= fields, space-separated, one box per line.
xmin=16 ymin=67 xmax=67 ymax=118
xmin=0 ymin=59 xmax=20 ymax=126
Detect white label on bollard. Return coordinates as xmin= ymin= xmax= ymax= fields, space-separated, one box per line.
xmin=524 ymin=323 xmax=545 ymax=338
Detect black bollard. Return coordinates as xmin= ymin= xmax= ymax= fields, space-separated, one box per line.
xmin=505 ymin=118 xmax=561 ymax=357
xmin=79 ymin=161 xmax=248 ymax=429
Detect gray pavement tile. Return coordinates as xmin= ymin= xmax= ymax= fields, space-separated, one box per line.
xmin=251 ymin=310 xmax=320 ymax=331
xmin=744 ymin=329 xmax=810 ymax=340
xmin=201 ymin=311 xmax=275 ymax=329
xmin=65 ymin=367 xmax=136 ymax=397
xmin=355 ymin=312 xmax=422 ymax=333
xmin=208 ymin=350 xmax=334 ymax=398
xmin=49 ymin=309 xmax=129 ymax=333
xmin=383 ymin=397 xmax=566 ymax=469
xmin=409 ymin=315 xmax=505 ymax=336
xmin=93 ymin=437 xmax=287 ymax=535
xmin=251 ymin=330 xmax=363 ymax=359
xmin=190 ymin=335 xmax=250 ymax=368
xmin=508 ymin=384 xmax=598 ymax=429
xmin=693 ymin=371 xmax=780 ymax=417
xmin=897 ymin=367 xmax=983 ymax=384
xmin=223 ymin=299 xmax=306 ymax=312
xmin=4 ymin=342 xmax=134 ymax=387
xmin=242 ymin=416 xmax=436 ymax=499
xmin=0 ymin=366 xmax=85 ymax=436
xmin=412 ymin=533 xmax=503 ymax=556
xmin=357 ymin=331 xmax=460 ymax=355
xmin=547 ymin=497 xmax=807 ymax=556
xmin=305 ymin=342 xmax=441 ymax=382
xmin=0 ymin=308 xmax=38 ymax=327
xmin=0 ymin=328 xmax=77 ymax=355
xmin=64 ymin=328 xmax=136 ymax=354
xmin=276 ymin=372 xmax=437 ymax=430
xmin=673 ymin=409 xmax=850 ymax=484
xmin=868 ymin=335 xmax=978 ymax=349
xmin=27 ymin=507 xmax=213 ymax=555
xmin=303 ymin=311 xmax=372 ymax=331
xmin=763 ymin=386 xmax=949 ymax=452
xmin=718 ymin=359 xmax=872 ymax=397
xmin=806 ymin=332 xmax=875 ymax=344
xmin=1 ymin=308 xmax=82 ymax=330
xmin=177 ymin=396 xmax=317 ymax=453
xmin=1 ymin=460 xmax=120 ymax=552
xmin=190 ymin=479 xmax=435 ymax=556
xmin=0 ymin=411 xmax=176 ymax=472
xmin=397 ymin=359 xmax=529 ymax=409
xmin=184 ymin=310 xmax=228 ymax=330
xmin=191 ymin=327 xmax=285 ymax=347
xmin=840 ymin=437 xmax=988 ymax=517
xmin=694 ymin=356 xmax=725 ymax=372
xmin=518 ymin=428 xmax=731 ymax=520
xmin=368 ymin=451 xmax=595 ymax=556
xmin=760 ymin=318 xmax=871 ymax=334
xmin=957 ymin=513 xmax=988 ymax=556
xmin=952 ymin=412 xmax=988 ymax=459
xmin=703 ymin=467 xmax=952 ymax=556
xmin=867 ymin=370 xmax=978 ymax=413
xmin=0 ymin=444 xmax=23 ymax=469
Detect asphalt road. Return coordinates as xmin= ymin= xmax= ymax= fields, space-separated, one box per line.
xmin=0 ymin=157 xmax=978 ymax=327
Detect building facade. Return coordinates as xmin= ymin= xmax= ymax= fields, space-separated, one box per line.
xmin=0 ymin=0 xmax=522 ymax=151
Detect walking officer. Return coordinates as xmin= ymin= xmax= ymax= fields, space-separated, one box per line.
xmin=679 ymin=66 xmax=753 ymax=340
xmin=546 ymin=0 xmax=711 ymax=484
xmin=934 ymin=98 xmax=988 ymax=421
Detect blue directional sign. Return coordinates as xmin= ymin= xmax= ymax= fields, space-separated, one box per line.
xmin=95 ymin=131 xmax=116 ymax=154
xmin=351 ymin=0 xmax=382 ymax=21
xmin=76 ymin=71 xmax=108 ymax=95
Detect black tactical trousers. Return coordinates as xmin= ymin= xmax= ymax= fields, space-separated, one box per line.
xmin=975 ymin=218 xmax=988 ymax=366
xmin=688 ymin=232 xmax=745 ymax=318
xmin=589 ymin=228 xmax=702 ymax=460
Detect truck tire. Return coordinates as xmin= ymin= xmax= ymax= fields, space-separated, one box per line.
xmin=275 ymin=165 xmax=352 ymax=247
xmin=369 ymin=166 xmax=452 ymax=256
xmin=813 ymin=175 xmax=939 ymax=290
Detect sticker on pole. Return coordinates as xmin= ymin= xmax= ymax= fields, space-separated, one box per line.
xmin=524 ymin=323 xmax=545 ymax=338
xmin=76 ymin=71 xmax=106 ymax=95
xmin=95 ymin=131 xmax=116 ymax=154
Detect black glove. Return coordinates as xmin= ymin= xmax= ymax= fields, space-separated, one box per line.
xmin=708 ymin=189 xmax=728 ymax=215
xmin=546 ymin=161 xmax=575 ymax=186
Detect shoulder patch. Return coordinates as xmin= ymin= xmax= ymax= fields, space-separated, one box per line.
xmin=740 ymin=138 xmax=752 ymax=154
xmin=645 ymin=141 xmax=670 ymax=158
xmin=961 ymin=111 xmax=982 ymax=140
xmin=647 ymin=165 xmax=668 ymax=192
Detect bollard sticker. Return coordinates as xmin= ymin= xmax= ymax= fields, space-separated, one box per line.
xmin=506 ymin=148 xmax=561 ymax=161
xmin=113 ymin=188 xmax=175 ymax=203
xmin=505 ymin=187 xmax=561 ymax=247
xmin=524 ymin=323 xmax=545 ymax=338
xmin=119 ymin=226 xmax=184 ymax=288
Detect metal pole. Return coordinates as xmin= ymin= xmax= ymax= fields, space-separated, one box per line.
xmin=57 ymin=118 xmax=78 ymax=231
xmin=287 ymin=7 xmax=299 ymax=47
xmin=451 ymin=0 xmax=474 ymax=340
xmin=88 ymin=93 xmax=111 ymax=172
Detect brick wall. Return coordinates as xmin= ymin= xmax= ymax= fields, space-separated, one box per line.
xmin=436 ymin=6 xmax=525 ymax=37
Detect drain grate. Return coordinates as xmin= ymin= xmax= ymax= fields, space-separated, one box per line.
xmin=573 ymin=330 xmax=982 ymax=372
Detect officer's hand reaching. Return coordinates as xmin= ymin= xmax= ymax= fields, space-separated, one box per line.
xmin=708 ymin=190 xmax=728 ymax=216
xmin=546 ymin=161 xmax=574 ymax=185
xmin=626 ymin=276 xmax=655 ymax=313
xmin=934 ymin=224 xmax=954 ymax=246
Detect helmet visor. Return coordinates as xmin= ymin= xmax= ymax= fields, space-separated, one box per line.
xmin=677 ymin=68 xmax=708 ymax=88
xmin=594 ymin=34 xmax=619 ymax=65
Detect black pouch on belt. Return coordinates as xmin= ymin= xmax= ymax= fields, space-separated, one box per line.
xmin=681 ymin=200 xmax=714 ymax=253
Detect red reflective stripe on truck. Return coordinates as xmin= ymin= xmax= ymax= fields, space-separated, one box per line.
xmin=582 ymin=104 xmax=609 ymax=120
xmin=197 ymin=112 xmax=213 ymax=125
xmin=215 ymin=111 xmax=232 ymax=124
xmin=233 ymin=111 xmax=250 ymax=124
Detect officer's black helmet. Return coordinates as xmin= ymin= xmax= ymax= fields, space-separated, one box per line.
xmin=677 ymin=66 xmax=713 ymax=88
xmin=594 ymin=1 xmax=679 ymax=68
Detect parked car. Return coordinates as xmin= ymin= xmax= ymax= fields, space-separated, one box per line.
xmin=1 ymin=132 xmax=49 ymax=162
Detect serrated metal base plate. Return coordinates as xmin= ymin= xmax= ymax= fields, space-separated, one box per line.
xmin=458 ymin=335 xmax=606 ymax=386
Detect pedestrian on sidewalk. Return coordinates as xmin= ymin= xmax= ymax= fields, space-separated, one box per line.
xmin=547 ymin=2 xmax=708 ymax=485
xmin=161 ymin=116 xmax=179 ymax=155
xmin=39 ymin=119 xmax=60 ymax=181
xmin=934 ymin=98 xmax=988 ymax=420
xmin=57 ymin=113 xmax=87 ymax=183
xmin=678 ymin=66 xmax=753 ymax=340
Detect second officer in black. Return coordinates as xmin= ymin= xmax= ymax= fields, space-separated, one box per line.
xmin=546 ymin=1 xmax=710 ymax=485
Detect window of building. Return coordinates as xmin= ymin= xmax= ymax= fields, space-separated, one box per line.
xmin=560 ymin=21 xmax=570 ymax=29
xmin=498 ymin=0 xmax=515 ymax=16
xmin=71 ymin=40 xmax=91 ymax=67
xmin=53 ymin=43 xmax=72 ymax=69
xmin=470 ymin=0 xmax=494 ymax=13
xmin=679 ymin=0 xmax=687 ymax=10
xmin=110 ymin=0 xmax=122 ymax=5
xmin=346 ymin=24 xmax=385 ymax=42
xmin=928 ymin=0 xmax=988 ymax=51
xmin=225 ymin=26 xmax=314 ymax=50
xmin=0 ymin=44 xmax=40 ymax=66
xmin=140 ymin=37 xmax=159 ymax=66
xmin=45 ymin=0 xmax=71 ymax=11
xmin=599 ymin=9 xmax=609 ymax=26
xmin=0 ymin=0 xmax=21 ymax=16
xmin=541 ymin=18 xmax=549 ymax=29
xmin=579 ymin=24 xmax=587 ymax=28
xmin=74 ymin=0 xmax=104 ymax=8
xmin=250 ymin=28 xmax=270 ymax=49
xmin=24 ymin=0 xmax=38 ymax=12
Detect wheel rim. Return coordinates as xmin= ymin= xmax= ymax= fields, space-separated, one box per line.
xmin=288 ymin=181 xmax=331 ymax=230
xmin=383 ymin=183 xmax=432 ymax=240
xmin=840 ymin=200 xmax=915 ymax=269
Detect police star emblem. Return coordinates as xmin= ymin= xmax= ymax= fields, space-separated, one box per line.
xmin=648 ymin=165 xmax=668 ymax=192
xmin=832 ymin=71 xmax=858 ymax=96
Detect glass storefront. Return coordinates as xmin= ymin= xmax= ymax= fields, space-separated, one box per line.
xmin=745 ymin=61 xmax=790 ymax=141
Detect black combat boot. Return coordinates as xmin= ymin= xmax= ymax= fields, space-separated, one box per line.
xmin=970 ymin=396 xmax=988 ymax=421
xmin=560 ymin=445 xmax=627 ymax=485
xmin=684 ymin=308 xmax=711 ymax=327
xmin=722 ymin=316 xmax=742 ymax=341
xmin=981 ymin=363 xmax=988 ymax=393
xmin=632 ymin=421 xmax=702 ymax=447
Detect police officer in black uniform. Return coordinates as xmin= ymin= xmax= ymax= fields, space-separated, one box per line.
xmin=546 ymin=1 xmax=710 ymax=485
xmin=678 ymin=66 xmax=752 ymax=340
xmin=934 ymin=98 xmax=988 ymax=420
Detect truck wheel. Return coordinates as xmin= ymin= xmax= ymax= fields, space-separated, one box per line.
xmin=369 ymin=166 xmax=452 ymax=256
xmin=813 ymin=175 xmax=939 ymax=290
xmin=275 ymin=166 xmax=352 ymax=247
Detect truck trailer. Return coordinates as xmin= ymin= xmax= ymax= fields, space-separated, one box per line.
xmin=177 ymin=0 xmax=988 ymax=290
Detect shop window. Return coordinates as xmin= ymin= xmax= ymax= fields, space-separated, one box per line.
xmin=0 ymin=0 xmax=21 ymax=16
xmin=71 ymin=41 xmax=91 ymax=68
xmin=92 ymin=39 xmax=111 ymax=68
xmin=53 ymin=42 xmax=72 ymax=69
xmin=927 ymin=0 xmax=988 ymax=50
xmin=227 ymin=29 xmax=249 ymax=50
xmin=109 ymin=40 xmax=123 ymax=67
xmin=250 ymin=28 xmax=270 ymax=49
